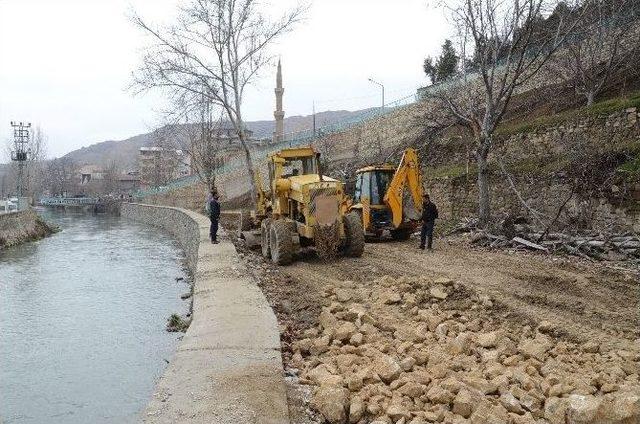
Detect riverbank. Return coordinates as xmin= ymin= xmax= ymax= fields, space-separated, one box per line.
xmin=0 ymin=208 xmax=55 ymax=249
xmin=121 ymin=203 xmax=289 ymax=423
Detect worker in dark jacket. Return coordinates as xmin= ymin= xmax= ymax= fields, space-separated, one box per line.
xmin=209 ymin=191 xmax=221 ymax=244
xmin=420 ymin=193 xmax=438 ymax=250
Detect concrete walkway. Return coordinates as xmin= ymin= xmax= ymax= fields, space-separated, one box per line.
xmin=136 ymin=207 xmax=289 ymax=424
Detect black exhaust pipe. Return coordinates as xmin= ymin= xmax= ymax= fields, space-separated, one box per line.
xmin=316 ymin=152 xmax=324 ymax=182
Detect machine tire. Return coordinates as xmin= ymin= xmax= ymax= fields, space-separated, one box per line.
xmin=343 ymin=212 xmax=365 ymax=257
xmin=390 ymin=228 xmax=412 ymax=241
xmin=270 ymin=220 xmax=293 ymax=265
xmin=261 ymin=218 xmax=272 ymax=259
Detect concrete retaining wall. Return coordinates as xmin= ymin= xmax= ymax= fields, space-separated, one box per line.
xmin=121 ymin=203 xmax=289 ymax=424
xmin=0 ymin=208 xmax=52 ymax=249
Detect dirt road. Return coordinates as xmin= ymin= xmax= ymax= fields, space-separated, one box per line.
xmin=245 ymin=237 xmax=638 ymax=347
xmin=221 ymin=215 xmax=639 ymax=423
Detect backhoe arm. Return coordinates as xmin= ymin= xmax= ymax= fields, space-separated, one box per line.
xmin=255 ymin=171 xmax=268 ymax=217
xmin=383 ymin=148 xmax=423 ymax=228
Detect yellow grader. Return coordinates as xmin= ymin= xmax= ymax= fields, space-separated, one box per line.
xmin=241 ymin=146 xmax=365 ymax=265
xmin=349 ymin=148 xmax=424 ymax=240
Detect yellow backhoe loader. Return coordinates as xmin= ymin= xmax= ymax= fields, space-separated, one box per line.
xmin=241 ymin=146 xmax=365 ymax=265
xmin=349 ymin=148 xmax=423 ymax=240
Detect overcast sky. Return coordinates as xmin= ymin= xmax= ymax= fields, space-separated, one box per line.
xmin=0 ymin=0 xmax=451 ymax=158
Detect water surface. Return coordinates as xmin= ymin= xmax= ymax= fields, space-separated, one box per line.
xmin=0 ymin=210 xmax=189 ymax=423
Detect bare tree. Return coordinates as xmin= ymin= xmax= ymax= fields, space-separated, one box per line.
xmin=185 ymin=96 xmax=226 ymax=192
xmin=131 ymin=0 xmax=306 ymax=201
xmin=553 ymin=0 xmax=639 ymax=105
xmin=45 ymin=157 xmax=76 ymax=197
xmin=425 ymin=0 xmax=579 ymax=225
xmin=103 ymin=160 xmax=120 ymax=195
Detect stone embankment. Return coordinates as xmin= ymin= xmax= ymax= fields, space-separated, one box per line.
xmin=0 ymin=208 xmax=54 ymax=249
xmin=120 ymin=203 xmax=289 ymax=424
xmin=290 ymin=275 xmax=640 ymax=424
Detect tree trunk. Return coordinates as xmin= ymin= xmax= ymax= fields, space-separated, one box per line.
xmin=586 ymin=91 xmax=595 ymax=106
xmin=476 ymin=141 xmax=491 ymax=226
xmin=238 ymin=131 xmax=257 ymax=204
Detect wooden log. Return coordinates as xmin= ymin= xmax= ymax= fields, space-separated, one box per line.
xmin=512 ymin=237 xmax=549 ymax=253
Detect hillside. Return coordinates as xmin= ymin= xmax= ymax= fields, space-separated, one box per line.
xmin=61 ymin=109 xmax=374 ymax=171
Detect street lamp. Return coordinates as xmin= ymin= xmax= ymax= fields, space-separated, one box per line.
xmin=368 ymin=78 xmax=385 ymax=110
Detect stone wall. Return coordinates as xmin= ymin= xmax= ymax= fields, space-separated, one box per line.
xmin=427 ymin=108 xmax=640 ymax=232
xmin=0 ymin=209 xmax=53 ymax=249
xmin=119 ymin=203 xmax=289 ymax=423
xmin=316 ymin=102 xmax=427 ymax=164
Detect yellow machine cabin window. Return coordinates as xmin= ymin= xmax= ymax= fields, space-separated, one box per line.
xmin=354 ymin=174 xmax=363 ymax=201
xmin=371 ymin=171 xmax=393 ymax=205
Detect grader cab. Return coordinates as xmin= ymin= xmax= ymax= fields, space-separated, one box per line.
xmin=242 ymin=146 xmax=364 ymax=265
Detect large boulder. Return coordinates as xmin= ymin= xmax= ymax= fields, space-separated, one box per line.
xmin=477 ymin=331 xmax=500 ymax=348
xmin=453 ymin=388 xmax=482 ymax=418
xmin=518 ymin=334 xmax=553 ymax=361
xmin=319 ymin=309 xmax=339 ymax=331
xmin=426 ymin=385 xmax=455 ymax=404
xmin=312 ymin=386 xmax=350 ymax=424
xmin=349 ymin=395 xmax=365 ymax=423
xmin=566 ymin=394 xmax=601 ymax=423
xmin=373 ymin=354 xmax=402 ymax=383
xmin=308 ymin=364 xmax=344 ymax=387
xmin=334 ymin=321 xmax=358 ymax=342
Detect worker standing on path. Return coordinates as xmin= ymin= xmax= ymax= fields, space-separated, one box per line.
xmin=209 ymin=191 xmax=221 ymax=244
xmin=420 ymin=193 xmax=438 ymax=250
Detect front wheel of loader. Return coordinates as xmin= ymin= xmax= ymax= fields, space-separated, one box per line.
xmin=270 ymin=220 xmax=293 ymax=265
xmin=343 ymin=212 xmax=365 ymax=257
xmin=261 ymin=218 xmax=272 ymax=259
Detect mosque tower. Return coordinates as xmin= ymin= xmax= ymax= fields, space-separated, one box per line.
xmin=273 ymin=59 xmax=285 ymax=143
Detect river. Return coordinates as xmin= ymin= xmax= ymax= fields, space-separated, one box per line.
xmin=0 ymin=209 xmax=189 ymax=423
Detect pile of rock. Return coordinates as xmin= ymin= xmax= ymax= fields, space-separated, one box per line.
xmin=288 ymin=276 xmax=640 ymax=424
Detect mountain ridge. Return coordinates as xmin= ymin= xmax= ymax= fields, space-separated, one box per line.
xmin=60 ymin=108 xmax=374 ymax=171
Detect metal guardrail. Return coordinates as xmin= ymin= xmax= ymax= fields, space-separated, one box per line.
xmin=40 ymin=197 xmax=100 ymax=206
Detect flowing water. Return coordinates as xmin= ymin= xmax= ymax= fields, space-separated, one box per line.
xmin=0 ymin=209 xmax=189 ymax=423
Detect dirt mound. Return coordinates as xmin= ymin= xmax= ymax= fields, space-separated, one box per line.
xmin=289 ymin=275 xmax=640 ymax=424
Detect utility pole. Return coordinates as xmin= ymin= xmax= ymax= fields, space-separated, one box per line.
xmin=368 ymin=78 xmax=385 ymax=111
xmin=10 ymin=121 xmax=31 ymax=199
xmin=312 ymin=101 xmax=316 ymax=138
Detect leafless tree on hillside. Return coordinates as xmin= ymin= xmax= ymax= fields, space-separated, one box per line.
xmin=186 ymin=97 xmax=226 ymax=192
xmin=131 ymin=0 xmax=307 ymax=202
xmin=424 ymin=0 xmax=581 ymax=225
xmin=552 ymin=0 xmax=639 ymax=106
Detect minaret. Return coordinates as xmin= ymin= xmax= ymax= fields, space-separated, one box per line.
xmin=273 ymin=59 xmax=285 ymax=143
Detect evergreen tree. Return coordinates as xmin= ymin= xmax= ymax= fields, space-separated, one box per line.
xmin=436 ymin=39 xmax=459 ymax=81
xmin=423 ymin=39 xmax=460 ymax=84
xmin=423 ymin=57 xmax=437 ymax=83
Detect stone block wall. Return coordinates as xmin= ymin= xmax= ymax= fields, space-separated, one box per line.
xmin=427 ymin=108 xmax=640 ymax=232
